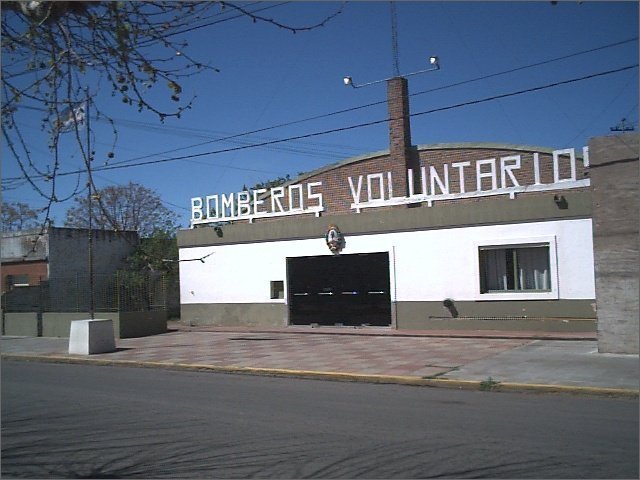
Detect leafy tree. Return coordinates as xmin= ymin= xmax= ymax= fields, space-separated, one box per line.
xmin=115 ymin=228 xmax=179 ymax=313
xmin=1 ymin=2 xmax=344 ymax=225
xmin=123 ymin=228 xmax=178 ymax=277
xmin=64 ymin=182 xmax=179 ymax=237
xmin=1 ymin=201 xmax=40 ymax=231
xmin=246 ymin=175 xmax=292 ymax=192
xmin=245 ymin=171 xmax=308 ymax=191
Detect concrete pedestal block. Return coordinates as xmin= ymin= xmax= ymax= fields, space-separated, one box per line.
xmin=68 ymin=319 xmax=116 ymax=355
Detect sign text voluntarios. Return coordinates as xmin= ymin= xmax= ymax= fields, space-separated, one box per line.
xmin=190 ymin=147 xmax=589 ymax=225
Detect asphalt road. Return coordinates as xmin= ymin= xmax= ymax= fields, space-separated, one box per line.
xmin=2 ymin=361 xmax=638 ymax=479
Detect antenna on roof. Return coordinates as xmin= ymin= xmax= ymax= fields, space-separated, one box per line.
xmin=390 ymin=1 xmax=400 ymax=77
xmin=610 ymin=118 xmax=635 ymax=132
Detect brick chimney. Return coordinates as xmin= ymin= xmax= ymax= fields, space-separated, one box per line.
xmin=387 ymin=77 xmax=420 ymax=197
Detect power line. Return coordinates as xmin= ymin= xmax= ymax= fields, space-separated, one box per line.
xmin=411 ymin=64 xmax=638 ymax=120
xmin=78 ymin=36 xmax=640 ymax=168
xmin=10 ymin=36 xmax=636 ymax=171
xmin=96 ymin=118 xmax=364 ymax=156
xmin=410 ymin=36 xmax=639 ymax=100
xmin=8 ymin=63 xmax=634 ymax=182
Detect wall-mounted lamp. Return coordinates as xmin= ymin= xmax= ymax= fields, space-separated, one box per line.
xmin=443 ymin=298 xmax=459 ymax=318
xmin=553 ymin=194 xmax=568 ymax=209
xmin=343 ymin=55 xmax=440 ymax=89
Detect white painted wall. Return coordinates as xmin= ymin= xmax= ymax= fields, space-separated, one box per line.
xmin=179 ymin=219 xmax=595 ymax=305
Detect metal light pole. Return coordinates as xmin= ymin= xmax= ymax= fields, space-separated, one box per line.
xmin=85 ymin=89 xmax=95 ymax=320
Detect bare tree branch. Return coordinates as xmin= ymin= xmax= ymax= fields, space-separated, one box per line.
xmin=2 ymin=1 xmax=345 ymax=231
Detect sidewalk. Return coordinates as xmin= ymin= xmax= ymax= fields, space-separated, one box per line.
xmin=2 ymin=323 xmax=638 ymax=396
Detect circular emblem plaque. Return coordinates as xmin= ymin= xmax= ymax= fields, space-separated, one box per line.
xmin=325 ymin=224 xmax=344 ymax=254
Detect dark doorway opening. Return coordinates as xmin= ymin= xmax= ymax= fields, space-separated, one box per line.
xmin=287 ymin=252 xmax=392 ymax=327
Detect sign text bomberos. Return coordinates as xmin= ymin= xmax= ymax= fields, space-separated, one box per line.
xmin=190 ymin=147 xmax=589 ymax=225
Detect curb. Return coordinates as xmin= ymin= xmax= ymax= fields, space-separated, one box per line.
xmin=3 ymin=353 xmax=637 ymax=398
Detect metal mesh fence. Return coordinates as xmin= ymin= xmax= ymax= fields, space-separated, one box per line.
xmin=1 ymin=273 xmax=167 ymax=313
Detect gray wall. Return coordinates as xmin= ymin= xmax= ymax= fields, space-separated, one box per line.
xmin=589 ymin=133 xmax=639 ymax=353
xmin=47 ymin=228 xmax=138 ymax=278
xmin=40 ymin=311 xmax=167 ymax=339
xmin=3 ymin=313 xmax=39 ymax=336
xmin=2 ymin=227 xmax=138 ymax=276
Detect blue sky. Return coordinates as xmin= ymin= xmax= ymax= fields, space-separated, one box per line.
xmin=2 ymin=1 xmax=638 ymax=229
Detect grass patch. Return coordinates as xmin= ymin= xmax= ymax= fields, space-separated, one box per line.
xmin=479 ymin=376 xmax=501 ymax=391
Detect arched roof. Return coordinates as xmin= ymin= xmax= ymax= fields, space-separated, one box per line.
xmin=281 ymin=141 xmax=583 ymax=188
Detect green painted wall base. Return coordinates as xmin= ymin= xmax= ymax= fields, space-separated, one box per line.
xmin=181 ymin=303 xmax=287 ymax=328
xmin=36 ymin=312 xmax=167 ymax=338
xmin=181 ymin=300 xmax=596 ymax=332
xmin=395 ymin=299 xmax=596 ymax=321
xmin=395 ymin=300 xmax=596 ymax=331
xmin=397 ymin=317 xmax=596 ymax=332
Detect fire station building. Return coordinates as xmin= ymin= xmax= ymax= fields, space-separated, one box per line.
xmin=177 ymin=78 xmax=601 ymax=334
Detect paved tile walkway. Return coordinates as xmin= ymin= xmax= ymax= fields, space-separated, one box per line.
xmin=5 ymin=324 xmax=637 ymax=392
xmin=2 ymin=330 xmax=531 ymax=378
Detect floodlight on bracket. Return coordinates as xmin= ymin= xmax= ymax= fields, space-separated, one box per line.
xmin=343 ymin=56 xmax=440 ymax=89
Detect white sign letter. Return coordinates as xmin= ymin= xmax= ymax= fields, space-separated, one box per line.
xmin=553 ymin=148 xmax=576 ymax=183
xmin=500 ymin=155 xmax=521 ymax=189
xmin=348 ymin=175 xmax=363 ymax=205
xmin=533 ymin=153 xmax=542 ymax=185
xmin=407 ymin=169 xmax=416 ymax=197
xmin=253 ymin=189 xmax=267 ymax=214
xmin=237 ymin=191 xmax=251 ymax=216
xmin=367 ymin=173 xmax=385 ymax=202
xmin=476 ymin=158 xmax=497 ymax=191
xmin=582 ymin=146 xmax=589 ymax=168
xmin=271 ymin=187 xmax=285 ymax=213
xmin=387 ymin=171 xmax=404 ymax=199
xmin=288 ymin=184 xmax=304 ymax=211
xmin=221 ymin=193 xmax=234 ymax=219
xmin=205 ymin=195 xmax=219 ymax=219
xmin=191 ymin=197 xmax=203 ymax=221
xmin=307 ymin=182 xmax=323 ymax=209
xmin=451 ymin=161 xmax=470 ymax=193
xmin=430 ymin=165 xmax=449 ymax=195
xmin=421 ymin=166 xmax=428 ymax=196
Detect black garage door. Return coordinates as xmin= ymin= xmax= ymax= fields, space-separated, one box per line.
xmin=287 ymin=252 xmax=391 ymax=327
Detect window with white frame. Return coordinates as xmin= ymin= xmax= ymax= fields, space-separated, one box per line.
xmin=6 ymin=274 xmax=29 ymax=289
xmin=479 ymin=243 xmax=551 ymax=293
xmin=270 ymin=280 xmax=284 ymax=300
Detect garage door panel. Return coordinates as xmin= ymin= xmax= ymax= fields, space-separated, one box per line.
xmin=287 ymin=252 xmax=391 ymax=326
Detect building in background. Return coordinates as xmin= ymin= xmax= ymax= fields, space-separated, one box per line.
xmin=178 ymin=77 xmax=598 ymax=335
xmin=1 ymin=227 xmax=138 ymax=311
xmin=2 ymin=227 xmax=173 ymax=339
xmin=2 ymin=227 xmax=138 ymax=293
xmin=588 ymin=133 xmax=639 ymax=354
